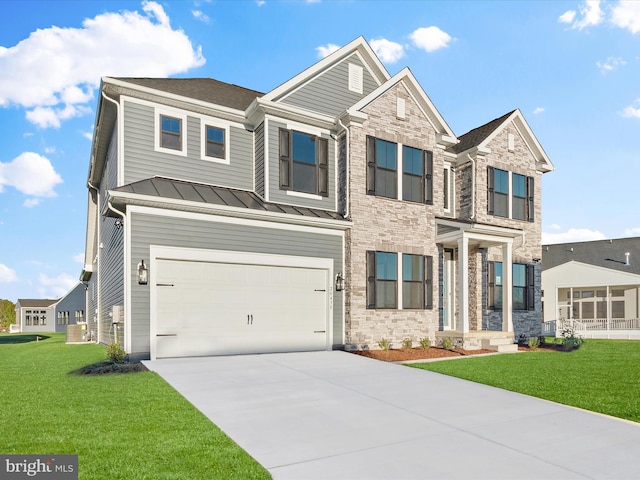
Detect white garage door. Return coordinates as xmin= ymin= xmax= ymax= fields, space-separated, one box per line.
xmin=154 ymin=258 xmax=329 ymax=358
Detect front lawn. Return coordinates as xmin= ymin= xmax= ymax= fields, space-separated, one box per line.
xmin=411 ymin=339 xmax=640 ymax=423
xmin=0 ymin=333 xmax=271 ymax=479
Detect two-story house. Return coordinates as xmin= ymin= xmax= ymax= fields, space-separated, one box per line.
xmin=82 ymin=37 xmax=553 ymax=360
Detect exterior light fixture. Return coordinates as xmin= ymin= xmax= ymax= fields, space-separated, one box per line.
xmin=335 ymin=272 xmax=345 ymax=292
xmin=137 ymin=260 xmax=148 ymax=285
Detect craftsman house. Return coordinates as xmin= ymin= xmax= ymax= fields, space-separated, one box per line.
xmin=82 ymin=37 xmax=553 ymax=359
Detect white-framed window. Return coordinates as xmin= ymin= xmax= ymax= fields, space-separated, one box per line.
xmin=200 ymin=119 xmax=230 ymax=164
xmin=154 ymin=108 xmax=188 ymax=157
xmin=443 ymin=163 xmax=453 ymax=214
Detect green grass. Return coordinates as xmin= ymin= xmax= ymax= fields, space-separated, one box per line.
xmin=0 ymin=333 xmax=271 ymax=479
xmin=411 ymin=339 xmax=640 ymax=423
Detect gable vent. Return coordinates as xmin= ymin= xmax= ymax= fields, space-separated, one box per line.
xmin=508 ymin=133 xmax=515 ymax=152
xmin=397 ymin=98 xmax=406 ymax=119
xmin=348 ymin=63 xmax=363 ymax=94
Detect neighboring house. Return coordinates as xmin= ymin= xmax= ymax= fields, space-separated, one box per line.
xmin=14 ymin=283 xmax=87 ymax=334
xmin=542 ymin=237 xmax=640 ymax=338
xmin=82 ymin=37 xmax=553 ymax=360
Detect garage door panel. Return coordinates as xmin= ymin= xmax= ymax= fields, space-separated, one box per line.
xmin=155 ymin=259 xmax=329 ymax=359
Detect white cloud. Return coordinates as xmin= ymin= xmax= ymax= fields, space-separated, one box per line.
xmin=0 ymin=152 xmax=63 ymax=197
xmin=596 ymin=56 xmax=626 ymax=73
xmin=256 ymin=0 xmax=266 ymax=6
xmin=316 ymin=43 xmax=340 ymax=58
xmin=409 ymin=26 xmax=452 ymax=53
xmin=369 ymin=38 xmax=405 ymax=63
xmin=533 ymin=107 xmax=545 ymax=114
xmin=621 ymin=99 xmax=640 ymax=118
xmin=0 ymin=264 xmax=18 ymax=283
xmin=192 ymin=10 xmax=210 ymax=23
xmin=559 ymin=10 xmax=577 ymax=24
xmin=0 ymin=1 xmax=205 ymax=128
xmin=542 ymin=228 xmax=607 ymax=244
xmin=23 ymin=198 xmax=40 ymax=208
xmin=73 ymin=253 xmax=85 ymax=264
xmin=625 ymin=227 xmax=640 ymax=236
xmin=611 ymin=0 xmax=640 ymax=34
xmin=82 ymin=130 xmax=94 ymax=141
xmin=38 ymin=272 xmax=78 ymax=298
xmin=44 ymin=146 xmax=56 ymax=154
xmin=562 ymin=0 xmax=604 ymax=30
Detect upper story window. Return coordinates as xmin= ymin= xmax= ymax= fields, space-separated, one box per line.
xmin=367 ymin=136 xmax=433 ymax=203
xmin=161 ymin=115 xmax=182 ymax=150
xmin=488 ymin=261 xmax=535 ymax=311
xmin=200 ymin=120 xmax=230 ymax=164
xmin=488 ymin=167 xmax=534 ymax=222
xmin=155 ymin=108 xmax=188 ymax=156
xmin=279 ymin=128 xmax=328 ymax=197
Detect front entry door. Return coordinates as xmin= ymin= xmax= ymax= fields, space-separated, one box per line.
xmin=443 ymin=249 xmax=455 ymax=330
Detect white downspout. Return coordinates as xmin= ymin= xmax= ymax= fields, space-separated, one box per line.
xmin=338 ymin=117 xmax=349 ymax=219
xmin=466 ymin=153 xmax=475 ymax=221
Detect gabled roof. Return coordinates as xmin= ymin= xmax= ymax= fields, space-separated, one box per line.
xmin=449 ymin=109 xmax=554 ymax=173
xmin=16 ymin=299 xmax=58 ymax=308
xmin=261 ymin=36 xmax=390 ymax=103
xmin=543 ymin=237 xmax=640 ymax=275
xmin=109 ymin=77 xmax=264 ymax=111
xmin=109 ymin=177 xmax=349 ymax=225
xmin=347 ymin=67 xmax=457 ymax=144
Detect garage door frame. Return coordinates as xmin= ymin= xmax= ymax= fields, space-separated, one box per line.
xmin=149 ymin=245 xmax=334 ymax=360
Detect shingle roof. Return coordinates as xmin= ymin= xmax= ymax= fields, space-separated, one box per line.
xmin=111 ymin=78 xmax=264 ymax=111
xmin=448 ymin=110 xmax=516 ymax=154
xmin=112 ymin=177 xmax=347 ymax=221
xmin=543 ymin=237 xmax=640 ymax=275
xmin=16 ymin=299 xmax=58 ymax=307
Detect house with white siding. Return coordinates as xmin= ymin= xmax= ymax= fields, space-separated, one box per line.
xmin=82 ymin=37 xmax=553 ymax=360
xmin=14 ymin=283 xmax=86 ymax=334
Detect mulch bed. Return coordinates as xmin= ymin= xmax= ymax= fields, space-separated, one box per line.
xmin=352 ymin=346 xmax=495 ymax=362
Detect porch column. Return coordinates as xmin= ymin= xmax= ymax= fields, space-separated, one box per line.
xmin=502 ymin=242 xmax=513 ymax=332
xmin=458 ymin=236 xmax=470 ymax=333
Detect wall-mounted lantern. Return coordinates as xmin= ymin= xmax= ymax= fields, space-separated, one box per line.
xmin=335 ymin=272 xmax=345 ymax=292
xmin=137 ymin=260 xmax=148 ymax=285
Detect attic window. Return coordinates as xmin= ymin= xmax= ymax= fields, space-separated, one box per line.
xmin=348 ymin=63 xmax=363 ymax=94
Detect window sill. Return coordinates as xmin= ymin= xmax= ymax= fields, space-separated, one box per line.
xmin=286 ymin=190 xmax=324 ymax=201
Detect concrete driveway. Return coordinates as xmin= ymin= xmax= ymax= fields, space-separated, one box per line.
xmin=144 ymin=351 xmax=640 ymax=479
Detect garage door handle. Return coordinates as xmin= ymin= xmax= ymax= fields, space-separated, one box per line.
xmin=157 ymin=283 xmax=175 ymax=287
xmin=314 ymin=289 xmax=326 ymax=292
xmin=314 ymin=330 xmax=326 ymax=334
xmin=157 ymin=333 xmax=177 ymax=337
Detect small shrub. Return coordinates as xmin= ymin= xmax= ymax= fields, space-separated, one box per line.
xmin=528 ymin=337 xmax=540 ymax=349
xmin=401 ymin=337 xmax=413 ymax=350
xmin=441 ymin=337 xmax=454 ymax=350
xmin=106 ymin=342 xmax=126 ymax=364
xmin=538 ymin=336 xmax=547 ymax=345
xmin=419 ymin=337 xmax=431 ymax=350
xmin=517 ymin=334 xmax=528 ymax=346
xmin=377 ymin=338 xmax=391 ymax=351
xmin=560 ymin=321 xmax=584 ymax=351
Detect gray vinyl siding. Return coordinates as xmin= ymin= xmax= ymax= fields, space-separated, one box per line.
xmin=53 ymin=283 xmax=86 ymax=333
xmin=255 ymin=122 xmax=265 ymax=197
xmin=267 ymin=119 xmax=336 ymax=210
xmin=279 ymin=54 xmax=379 ymax=117
xmin=129 ymin=211 xmax=344 ymax=356
xmin=98 ymin=131 xmax=125 ymax=346
xmin=122 ymin=100 xmax=253 ymax=190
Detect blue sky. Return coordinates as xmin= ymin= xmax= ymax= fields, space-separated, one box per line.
xmin=1 ymin=0 xmax=639 ymax=301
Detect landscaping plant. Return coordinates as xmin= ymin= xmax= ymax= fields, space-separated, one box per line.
xmin=377 ymin=338 xmax=391 ymax=351
xmin=401 ymin=337 xmax=413 ymax=350
xmin=419 ymin=337 xmax=431 ymax=350
xmin=441 ymin=337 xmax=454 ymax=350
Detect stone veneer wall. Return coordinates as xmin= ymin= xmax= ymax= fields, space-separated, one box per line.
xmin=345 ymin=83 xmax=444 ymax=350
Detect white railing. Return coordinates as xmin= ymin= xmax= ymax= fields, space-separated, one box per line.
xmin=577 ymin=318 xmax=640 ymax=330
xmin=543 ymin=318 xmax=640 ymax=338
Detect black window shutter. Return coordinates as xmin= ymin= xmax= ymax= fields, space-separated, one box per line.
xmin=424 ymin=150 xmax=433 ymax=205
xmin=487 ymin=166 xmax=495 ymax=215
xmin=366 ymin=251 xmax=376 ymax=309
xmin=487 ymin=261 xmax=495 ymax=308
xmin=425 ymin=255 xmax=433 ymax=309
xmin=527 ymin=264 xmax=535 ymax=311
xmin=527 ymin=176 xmax=535 ymax=222
xmin=279 ymin=129 xmax=291 ymax=190
xmin=317 ymin=137 xmax=329 ymax=197
xmin=366 ymin=136 xmax=376 ymax=195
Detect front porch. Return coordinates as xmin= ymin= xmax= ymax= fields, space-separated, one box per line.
xmin=436 ymin=219 xmax=528 ymax=352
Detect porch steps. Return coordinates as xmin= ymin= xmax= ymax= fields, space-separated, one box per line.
xmin=481 ymin=337 xmax=518 ymax=353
